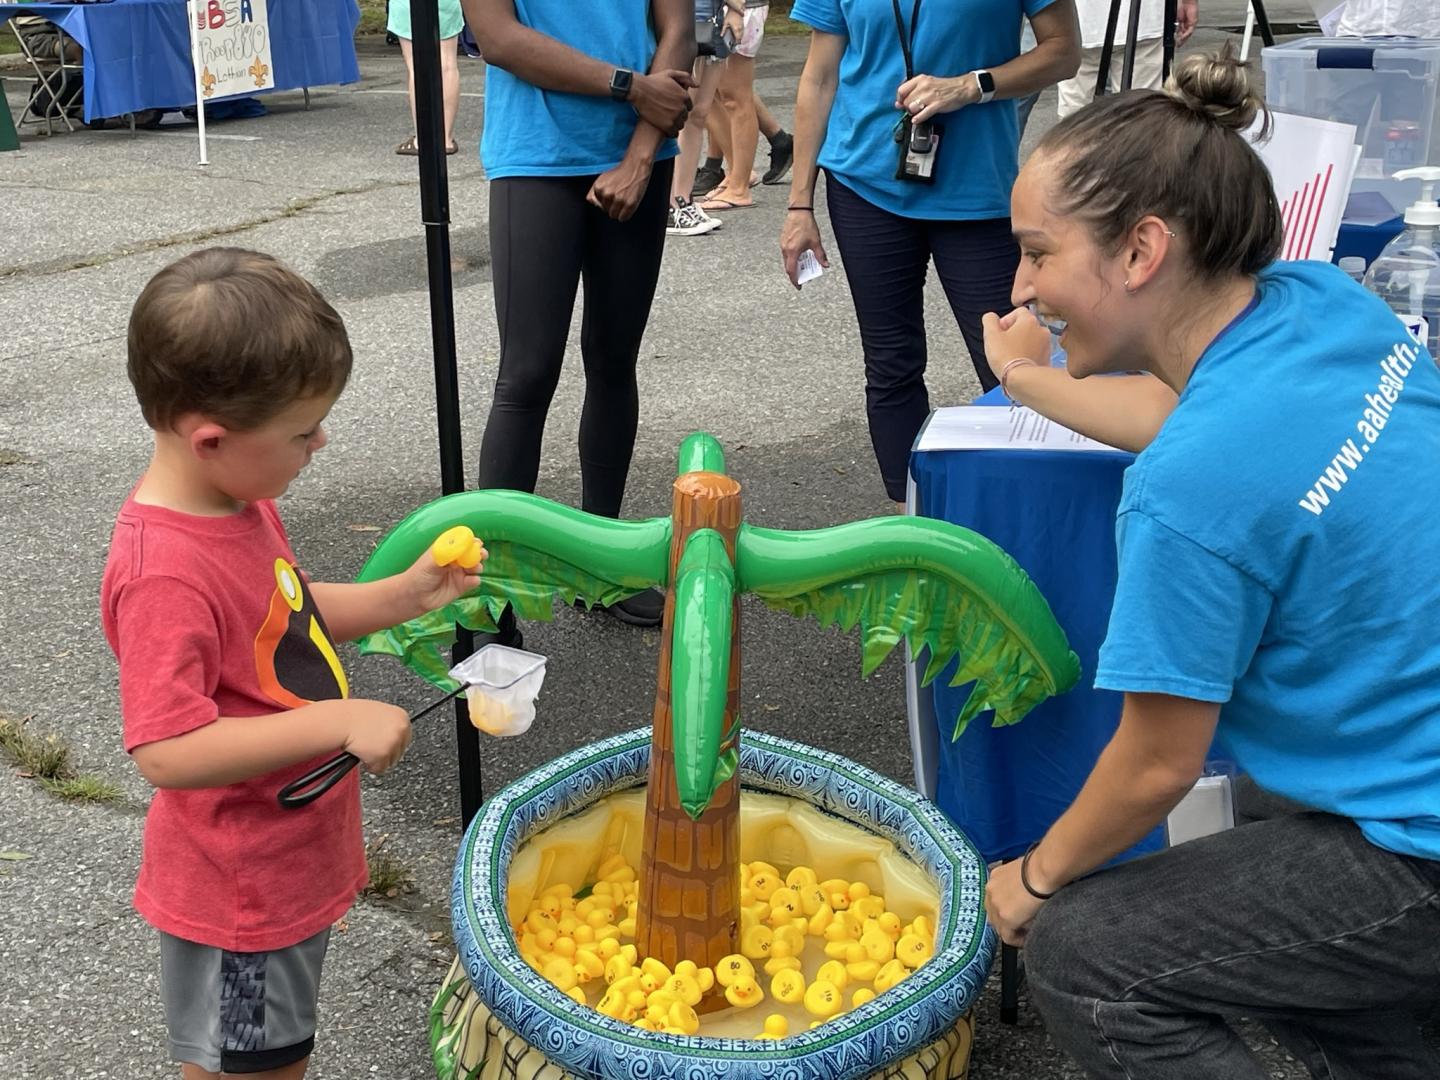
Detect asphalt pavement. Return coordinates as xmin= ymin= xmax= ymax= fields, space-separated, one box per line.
xmin=1 ymin=5 xmax=1416 ymax=1078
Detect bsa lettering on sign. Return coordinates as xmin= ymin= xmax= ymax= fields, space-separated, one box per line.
xmin=195 ymin=0 xmax=274 ymax=99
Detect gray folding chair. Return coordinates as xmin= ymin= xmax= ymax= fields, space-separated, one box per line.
xmin=9 ymin=17 xmax=84 ymax=136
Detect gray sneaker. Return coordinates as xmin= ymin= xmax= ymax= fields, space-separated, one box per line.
xmin=666 ymin=200 xmax=722 ymax=237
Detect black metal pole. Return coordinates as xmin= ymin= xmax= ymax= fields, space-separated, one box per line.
xmin=1096 ymin=0 xmax=1123 ymax=98
xmin=409 ymin=0 xmax=484 ymax=827
xmin=1250 ymin=0 xmax=1276 ymax=48
xmin=1121 ymin=0 xmax=1144 ymax=91
xmin=1162 ymin=0 xmax=1177 ymax=80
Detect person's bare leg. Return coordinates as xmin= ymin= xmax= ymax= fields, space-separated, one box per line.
xmin=672 ymin=59 xmax=725 ymax=206
xmin=440 ymin=35 xmax=460 ymax=147
xmin=707 ymin=108 xmax=731 ymax=178
xmin=399 ymin=37 xmax=417 ymax=137
xmin=181 ymin=1064 xmax=218 ymax=1080
xmin=754 ymin=92 xmax=781 ymax=140
xmin=705 ymin=55 xmax=759 ymax=206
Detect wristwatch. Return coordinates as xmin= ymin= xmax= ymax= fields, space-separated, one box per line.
xmin=609 ymin=68 xmax=634 ymax=102
xmin=974 ymin=69 xmax=996 ymax=104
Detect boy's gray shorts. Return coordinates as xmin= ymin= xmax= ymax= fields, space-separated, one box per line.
xmin=160 ymin=928 xmax=329 ymax=1074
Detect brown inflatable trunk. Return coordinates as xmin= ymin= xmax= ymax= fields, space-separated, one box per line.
xmin=635 ymin=470 xmax=742 ymax=1013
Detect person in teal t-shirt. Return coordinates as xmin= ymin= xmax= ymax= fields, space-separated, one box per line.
xmin=463 ymin=0 xmax=694 ymax=635
xmin=388 ymin=0 xmax=466 ymax=156
xmin=982 ymin=50 xmax=1440 ymax=1080
xmin=779 ymin=0 xmax=1080 ymax=506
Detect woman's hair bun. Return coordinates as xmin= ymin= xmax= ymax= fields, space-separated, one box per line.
xmin=1164 ymin=43 xmax=1267 ymax=135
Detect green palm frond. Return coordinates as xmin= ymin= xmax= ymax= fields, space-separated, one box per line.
xmin=736 ymin=518 xmax=1080 ymax=740
xmin=669 ymin=529 xmax=736 ymax=819
xmin=354 ymin=490 xmax=671 ymax=689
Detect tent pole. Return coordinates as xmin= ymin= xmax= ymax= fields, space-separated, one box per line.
xmin=409 ymin=0 xmax=484 ymax=826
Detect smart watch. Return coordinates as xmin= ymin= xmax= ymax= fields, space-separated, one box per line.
xmin=609 ymin=68 xmax=634 ymax=102
xmin=974 ymin=69 xmax=996 ymax=104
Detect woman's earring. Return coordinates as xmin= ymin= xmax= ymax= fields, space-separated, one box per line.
xmin=1124 ymin=278 xmax=1133 ymax=293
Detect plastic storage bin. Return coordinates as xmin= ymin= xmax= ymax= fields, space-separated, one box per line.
xmin=1262 ymin=37 xmax=1440 ymax=179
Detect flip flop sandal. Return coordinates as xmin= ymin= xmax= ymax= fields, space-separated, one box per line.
xmin=700 ymin=198 xmax=755 ymax=211
xmin=396 ymin=136 xmax=419 ymax=156
xmin=446 ymin=140 xmax=459 ymax=155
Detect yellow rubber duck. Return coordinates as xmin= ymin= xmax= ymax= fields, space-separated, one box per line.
xmin=769 ymin=968 xmax=806 ymax=1005
xmin=714 ymin=954 xmax=755 ymax=987
xmin=756 ymin=1014 xmax=789 ymax=1040
xmin=430 ymin=525 xmax=486 ymax=571
xmin=724 ymin=975 xmax=764 ymax=1009
xmin=803 ymin=979 xmax=845 ymax=1019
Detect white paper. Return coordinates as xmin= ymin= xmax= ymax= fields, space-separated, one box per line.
xmin=1166 ymin=775 xmax=1236 ymax=846
xmin=796 ymin=250 xmax=823 ymax=286
xmin=915 ymin=406 xmax=1124 ymax=453
xmin=1249 ymin=111 xmax=1360 ymax=262
xmin=193 ymin=0 xmax=275 ymax=102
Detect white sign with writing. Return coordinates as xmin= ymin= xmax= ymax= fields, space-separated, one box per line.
xmin=193 ymin=0 xmax=274 ymax=101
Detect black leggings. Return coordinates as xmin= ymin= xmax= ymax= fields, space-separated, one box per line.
xmin=825 ymin=173 xmax=1020 ymax=502
xmin=477 ymin=160 xmax=673 ymax=518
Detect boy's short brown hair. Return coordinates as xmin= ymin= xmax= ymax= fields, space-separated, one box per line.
xmin=127 ymin=248 xmax=353 ymax=431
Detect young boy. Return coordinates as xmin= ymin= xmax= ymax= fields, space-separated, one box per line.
xmin=101 ymin=247 xmax=482 ymax=1080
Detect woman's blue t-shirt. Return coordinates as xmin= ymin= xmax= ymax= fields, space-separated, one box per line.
xmin=1096 ymin=260 xmax=1440 ymax=861
xmin=790 ymin=0 xmax=1054 ymax=220
xmin=481 ymin=0 xmax=678 ymax=179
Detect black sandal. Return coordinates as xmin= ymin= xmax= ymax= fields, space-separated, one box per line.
xmin=395 ymin=135 xmax=418 ymax=156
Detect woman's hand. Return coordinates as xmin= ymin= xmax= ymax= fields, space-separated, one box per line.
xmin=629 ymin=69 xmax=696 ymax=137
xmin=780 ymin=209 xmax=830 ymax=289
xmin=1176 ymin=0 xmax=1199 ymax=44
xmin=896 ymin=73 xmax=981 ymax=125
xmin=588 ymin=153 xmax=655 ymax=221
xmin=723 ymin=4 xmax=745 ymax=41
xmin=984 ymin=859 xmax=1047 ymax=946
xmin=982 ymin=307 xmax=1051 ymax=385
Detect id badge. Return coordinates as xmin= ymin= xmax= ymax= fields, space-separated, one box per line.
xmin=895 ymin=118 xmax=942 ymax=185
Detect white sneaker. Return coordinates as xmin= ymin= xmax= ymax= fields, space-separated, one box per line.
xmin=666 ymin=201 xmax=722 ymax=236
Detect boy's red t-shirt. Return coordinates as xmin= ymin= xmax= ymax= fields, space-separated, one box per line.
xmin=100 ymin=497 xmax=367 ymax=952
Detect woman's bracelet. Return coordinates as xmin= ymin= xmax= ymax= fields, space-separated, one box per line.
xmin=787 ymin=206 xmax=815 ymax=213
xmin=999 ymin=356 xmax=1038 ymax=400
xmin=1020 ymin=841 xmax=1058 ymax=901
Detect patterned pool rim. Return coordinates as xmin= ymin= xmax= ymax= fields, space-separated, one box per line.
xmin=452 ymin=728 xmax=997 ymax=1080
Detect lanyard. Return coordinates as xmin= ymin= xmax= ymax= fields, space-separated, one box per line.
xmin=891 ymin=0 xmax=923 ymax=82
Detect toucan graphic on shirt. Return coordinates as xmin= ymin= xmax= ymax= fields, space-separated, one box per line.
xmin=254 ymin=558 xmax=349 ymax=709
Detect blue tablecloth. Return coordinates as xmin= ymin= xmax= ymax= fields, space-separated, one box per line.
xmin=909 ymin=387 xmax=1167 ymax=865
xmin=0 ymin=0 xmax=359 ymax=122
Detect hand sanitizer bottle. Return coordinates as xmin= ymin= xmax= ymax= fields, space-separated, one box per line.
xmin=1362 ymin=166 xmax=1440 ymax=360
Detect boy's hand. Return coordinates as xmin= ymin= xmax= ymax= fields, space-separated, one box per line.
xmin=342 ymin=700 xmax=412 ymax=774
xmin=409 ymin=526 xmax=486 ymax=615
xmin=405 ymin=549 xmax=484 ymax=614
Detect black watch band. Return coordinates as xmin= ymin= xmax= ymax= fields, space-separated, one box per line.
xmin=609 ymin=68 xmax=634 ymax=102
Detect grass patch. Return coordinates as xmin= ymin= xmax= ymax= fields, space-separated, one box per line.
xmin=766 ymin=1 xmax=807 ymax=36
xmin=0 ymin=714 xmax=123 ymax=804
xmin=0 ymin=715 xmax=71 ymax=780
xmin=42 ymin=775 xmax=125 ymax=803
xmin=357 ymin=0 xmax=388 ymax=36
xmin=364 ymin=834 xmax=414 ymax=898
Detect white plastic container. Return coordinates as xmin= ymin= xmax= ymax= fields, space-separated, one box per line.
xmin=451 ymin=644 xmax=547 ymax=737
xmin=1261 ymin=37 xmax=1440 ymax=179
xmin=1362 ymin=166 xmax=1440 ymax=358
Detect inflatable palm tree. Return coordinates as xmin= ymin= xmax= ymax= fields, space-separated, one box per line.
xmin=356 ymin=433 xmax=1078 ymax=990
